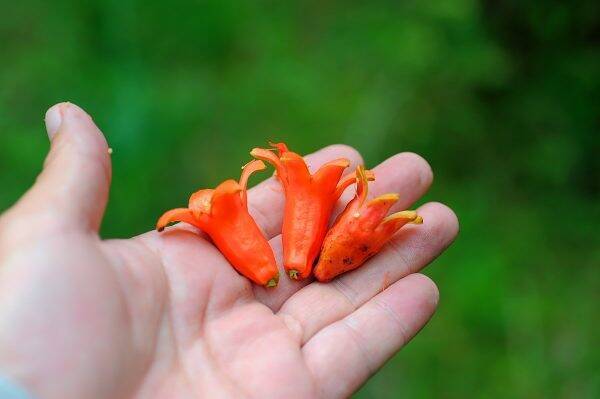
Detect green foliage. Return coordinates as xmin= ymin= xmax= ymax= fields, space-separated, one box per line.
xmin=0 ymin=0 xmax=598 ymax=397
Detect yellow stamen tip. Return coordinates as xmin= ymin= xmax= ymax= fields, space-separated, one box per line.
xmin=381 ymin=210 xmax=421 ymax=224
xmin=398 ymin=210 xmax=418 ymax=219
xmin=288 ymin=270 xmax=299 ymax=279
xmin=265 ymin=277 xmax=278 ymax=288
xmin=365 ymin=170 xmax=376 ymax=181
xmin=369 ymin=193 xmax=400 ymax=204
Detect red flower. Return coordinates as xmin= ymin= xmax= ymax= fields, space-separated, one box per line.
xmin=251 ymin=142 xmax=373 ymax=279
xmin=314 ymin=166 xmax=422 ymax=282
xmin=157 ymin=160 xmax=279 ymax=287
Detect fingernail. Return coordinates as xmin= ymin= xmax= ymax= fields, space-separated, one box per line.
xmin=44 ymin=103 xmax=64 ymax=140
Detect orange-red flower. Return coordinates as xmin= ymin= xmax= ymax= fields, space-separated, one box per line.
xmin=251 ymin=142 xmax=373 ymax=280
xmin=156 ymin=160 xmax=279 ymax=287
xmin=314 ymin=166 xmax=423 ymax=282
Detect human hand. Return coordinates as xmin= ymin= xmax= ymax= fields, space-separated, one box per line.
xmin=0 ymin=103 xmax=458 ymax=399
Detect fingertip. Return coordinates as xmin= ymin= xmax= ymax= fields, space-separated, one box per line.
xmin=406 ymin=273 xmax=440 ymax=308
xmin=45 ymin=102 xmax=101 ymax=139
xmin=59 ymin=102 xmax=95 ymax=125
xmin=44 ymin=103 xmax=65 ymax=140
xmin=417 ymin=202 xmax=460 ymax=243
xmin=382 ymin=273 xmax=440 ymax=335
xmin=35 ymin=102 xmax=112 ymax=231
xmin=327 ymin=143 xmax=362 ymax=159
xmin=50 ymin=103 xmax=109 ymax=155
xmin=403 ymin=152 xmax=434 ymax=186
xmin=393 ymin=152 xmax=434 ymax=189
xmin=318 ymin=144 xmax=364 ymax=168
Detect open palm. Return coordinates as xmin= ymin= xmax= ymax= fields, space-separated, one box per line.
xmin=0 ymin=103 xmax=458 ymax=399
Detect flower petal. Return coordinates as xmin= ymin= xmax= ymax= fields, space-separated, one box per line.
xmin=210 ymin=179 xmax=243 ymax=217
xmin=377 ymin=210 xmax=423 ymax=236
xmin=251 ymin=147 xmax=287 ymax=182
xmin=312 ymin=158 xmax=350 ymax=194
xmin=355 ymin=165 xmax=370 ymax=207
xmin=280 ymin=151 xmax=311 ymax=186
xmin=239 ymin=160 xmax=266 ymax=205
xmin=268 ymin=141 xmax=289 ymax=154
xmin=156 ymin=208 xmax=199 ymax=232
xmin=334 ymin=168 xmax=375 ymax=199
xmin=189 ymin=189 xmax=214 ymax=217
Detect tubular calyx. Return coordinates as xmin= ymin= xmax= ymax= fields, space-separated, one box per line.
xmin=156 ymin=160 xmax=279 ymax=287
xmin=251 ymin=142 xmax=374 ymax=280
xmin=313 ymin=166 xmax=422 ymax=282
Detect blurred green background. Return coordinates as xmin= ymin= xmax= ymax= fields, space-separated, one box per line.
xmin=1 ymin=0 xmax=598 ymax=397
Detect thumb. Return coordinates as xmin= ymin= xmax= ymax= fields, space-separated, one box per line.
xmin=15 ymin=102 xmax=112 ymax=232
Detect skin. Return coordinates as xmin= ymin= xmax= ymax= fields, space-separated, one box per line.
xmin=0 ymin=103 xmax=459 ymax=399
